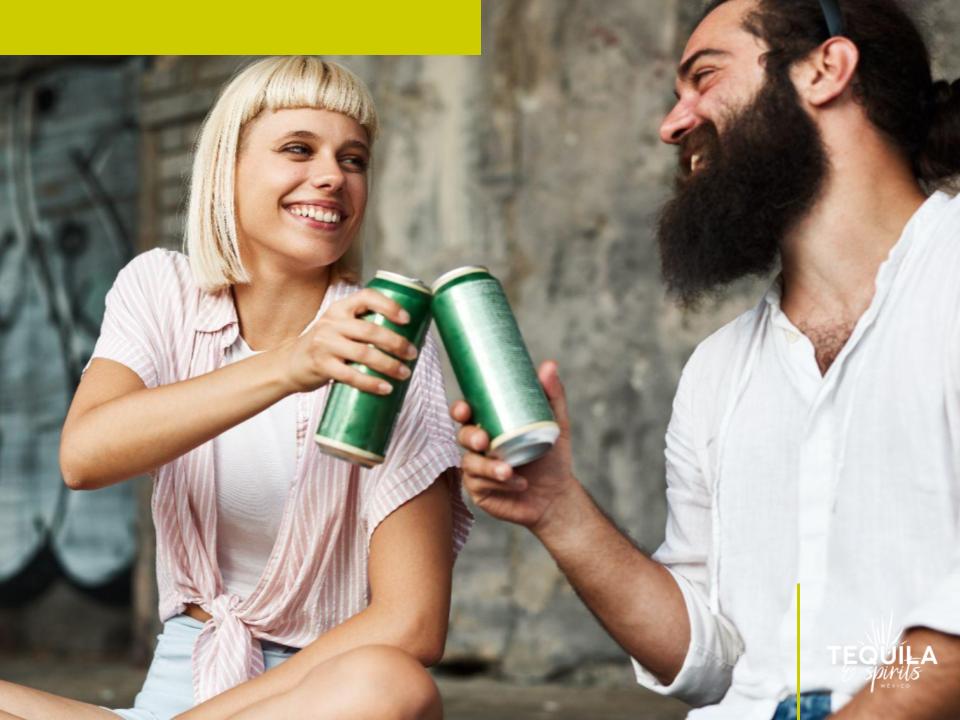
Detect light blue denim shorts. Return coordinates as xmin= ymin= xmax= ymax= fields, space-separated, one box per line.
xmin=105 ymin=615 xmax=298 ymax=720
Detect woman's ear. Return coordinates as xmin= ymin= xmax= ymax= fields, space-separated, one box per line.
xmin=793 ymin=37 xmax=860 ymax=107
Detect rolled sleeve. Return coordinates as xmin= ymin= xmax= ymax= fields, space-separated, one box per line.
xmin=902 ymin=547 xmax=960 ymax=637
xmin=631 ymin=567 xmax=742 ymax=706
xmin=363 ymin=331 xmax=474 ymax=555
xmin=630 ymin=349 xmax=743 ymax=706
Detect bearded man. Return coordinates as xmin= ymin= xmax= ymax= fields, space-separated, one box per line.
xmin=451 ymin=1 xmax=960 ymax=718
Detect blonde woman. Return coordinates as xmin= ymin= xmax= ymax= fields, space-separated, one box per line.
xmin=0 ymin=57 xmax=471 ymax=720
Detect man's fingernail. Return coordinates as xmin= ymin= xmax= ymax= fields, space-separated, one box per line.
xmin=496 ymin=465 xmax=511 ymax=480
xmin=399 ymin=310 xmax=411 ymax=324
xmin=378 ymin=382 xmax=393 ymax=394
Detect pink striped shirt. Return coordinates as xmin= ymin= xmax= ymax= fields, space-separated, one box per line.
xmin=86 ymin=249 xmax=472 ymax=703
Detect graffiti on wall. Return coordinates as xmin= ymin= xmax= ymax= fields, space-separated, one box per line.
xmin=0 ymin=60 xmax=141 ymax=607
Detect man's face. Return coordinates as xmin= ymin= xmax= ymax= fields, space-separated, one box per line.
xmin=656 ymin=0 xmax=828 ymax=308
xmin=660 ymin=0 xmax=769 ymax=155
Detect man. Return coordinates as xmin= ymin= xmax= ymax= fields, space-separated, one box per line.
xmin=451 ymin=1 xmax=960 ymax=718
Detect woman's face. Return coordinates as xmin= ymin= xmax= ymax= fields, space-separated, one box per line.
xmin=235 ymin=107 xmax=370 ymax=279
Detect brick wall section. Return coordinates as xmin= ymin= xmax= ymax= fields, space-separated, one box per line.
xmin=138 ymin=57 xmax=247 ymax=253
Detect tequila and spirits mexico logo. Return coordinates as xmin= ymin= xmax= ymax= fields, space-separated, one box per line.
xmin=827 ymin=614 xmax=938 ymax=692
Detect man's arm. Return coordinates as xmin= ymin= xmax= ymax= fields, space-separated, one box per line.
xmin=452 ymin=360 xmax=742 ymax=704
xmin=830 ymin=628 xmax=960 ymax=720
xmin=531 ymin=476 xmax=691 ymax=684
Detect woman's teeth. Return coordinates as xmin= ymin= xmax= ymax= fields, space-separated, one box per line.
xmin=289 ymin=205 xmax=342 ymax=223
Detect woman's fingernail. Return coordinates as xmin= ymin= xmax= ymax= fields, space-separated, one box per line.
xmin=379 ymin=382 xmax=393 ymax=394
xmin=405 ymin=345 xmax=418 ymax=359
xmin=399 ymin=310 xmax=411 ymax=324
xmin=496 ymin=465 xmax=511 ymax=480
xmin=398 ymin=365 xmax=412 ymax=379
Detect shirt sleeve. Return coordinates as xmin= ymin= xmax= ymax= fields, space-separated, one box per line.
xmin=902 ymin=307 xmax=960 ymax=637
xmin=902 ymin=545 xmax=960 ymax=638
xmin=630 ymin=351 xmax=744 ymax=707
xmin=84 ymin=250 xmax=166 ymax=388
xmin=362 ymin=330 xmax=474 ymax=556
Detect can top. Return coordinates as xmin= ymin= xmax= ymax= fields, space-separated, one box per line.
xmin=374 ymin=270 xmax=432 ymax=295
xmin=431 ymin=265 xmax=491 ymax=294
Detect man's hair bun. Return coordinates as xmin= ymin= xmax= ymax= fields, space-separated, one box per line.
xmin=919 ymin=78 xmax=960 ymax=183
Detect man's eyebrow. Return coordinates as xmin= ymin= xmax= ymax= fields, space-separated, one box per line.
xmin=674 ymin=48 xmax=732 ymax=95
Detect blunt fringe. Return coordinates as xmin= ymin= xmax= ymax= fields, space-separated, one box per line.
xmin=185 ymin=56 xmax=378 ymax=292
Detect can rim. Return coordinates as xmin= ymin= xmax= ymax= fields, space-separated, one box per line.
xmin=314 ymin=435 xmax=385 ymax=467
xmin=489 ymin=420 xmax=560 ymax=452
xmin=431 ymin=265 xmax=490 ymax=293
xmin=374 ymin=270 xmax=432 ymax=295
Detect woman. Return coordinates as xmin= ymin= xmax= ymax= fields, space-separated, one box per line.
xmin=0 ymin=57 xmax=471 ymax=720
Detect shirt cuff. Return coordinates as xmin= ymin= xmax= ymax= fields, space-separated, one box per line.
xmin=902 ymin=561 xmax=960 ymax=637
xmin=630 ymin=568 xmax=740 ymax=707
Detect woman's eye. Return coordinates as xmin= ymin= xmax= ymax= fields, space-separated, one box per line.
xmin=283 ymin=144 xmax=311 ymax=156
xmin=341 ymin=156 xmax=369 ymax=172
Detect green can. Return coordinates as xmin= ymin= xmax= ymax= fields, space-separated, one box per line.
xmin=431 ymin=266 xmax=558 ymax=466
xmin=315 ymin=271 xmax=433 ymax=467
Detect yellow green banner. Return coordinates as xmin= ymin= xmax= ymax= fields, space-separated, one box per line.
xmin=1 ymin=0 xmax=481 ymax=55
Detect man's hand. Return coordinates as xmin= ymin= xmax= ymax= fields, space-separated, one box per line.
xmin=450 ymin=360 xmax=577 ymax=533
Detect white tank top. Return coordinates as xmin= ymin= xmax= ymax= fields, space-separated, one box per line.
xmin=213 ymin=334 xmax=297 ymax=599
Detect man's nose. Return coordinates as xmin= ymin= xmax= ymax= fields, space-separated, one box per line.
xmin=659 ymin=99 xmax=699 ymax=145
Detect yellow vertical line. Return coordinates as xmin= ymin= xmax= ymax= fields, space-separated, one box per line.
xmin=797 ymin=582 xmax=802 ymax=719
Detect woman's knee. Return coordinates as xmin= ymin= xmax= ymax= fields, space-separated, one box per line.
xmin=296 ymin=645 xmax=441 ymax=720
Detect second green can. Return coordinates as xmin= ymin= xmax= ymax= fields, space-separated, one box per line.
xmin=431 ymin=266 xmax=559 ymax=467
xmin=315 ymin=271 xmax=433 ymax=467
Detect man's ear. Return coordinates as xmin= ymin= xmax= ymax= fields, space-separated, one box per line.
xmin=792 ymin=37 xmax=860 ymax=107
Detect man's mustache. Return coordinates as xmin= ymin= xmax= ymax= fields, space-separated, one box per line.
xmin=677 ymin=122 xmax=720 ymax=183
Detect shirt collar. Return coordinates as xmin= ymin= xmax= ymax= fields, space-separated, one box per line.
xmin=195 ymin=287 xmax=238 ymax=334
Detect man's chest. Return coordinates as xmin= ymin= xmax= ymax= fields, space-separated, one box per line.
xmin=714 ymin=318 xmax=955 ymax=533
xmin=794 ymin=318 xmax=857 ymax=375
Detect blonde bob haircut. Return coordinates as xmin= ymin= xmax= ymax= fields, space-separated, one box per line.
xmin=185 ymin=56 xmax=379 ymax=291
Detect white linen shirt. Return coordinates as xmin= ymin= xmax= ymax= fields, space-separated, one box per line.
xmin=632 ymin=191 xmax=960 ymax=719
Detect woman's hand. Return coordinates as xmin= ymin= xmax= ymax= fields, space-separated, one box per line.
xmin=280 ymin=288 xmax=420 ymax=395
xmin=450 ymin=360 xmax=578 ymax=533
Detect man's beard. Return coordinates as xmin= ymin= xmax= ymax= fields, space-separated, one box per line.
xmin=657 ymin=72 xmax=829 ymax=309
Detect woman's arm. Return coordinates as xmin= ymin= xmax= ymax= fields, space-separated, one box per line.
xmin=176 ymin=476 xmax=455 ymax=720
xmin=60 ymin=289 xmax=417 ymax=490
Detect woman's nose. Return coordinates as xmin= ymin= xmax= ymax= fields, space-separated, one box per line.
xmin=310 ymin=156 xmax=345 ymax=191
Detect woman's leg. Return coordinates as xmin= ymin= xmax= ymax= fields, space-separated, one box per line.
xmin=225 ymin=645 xmax=442 ymax=720
xmin=0 ymin=680 xmax=119 ymax=720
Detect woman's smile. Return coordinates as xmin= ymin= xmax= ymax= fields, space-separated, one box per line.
xmin=285 ymin=202 xmax=347 ymax=230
